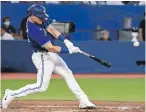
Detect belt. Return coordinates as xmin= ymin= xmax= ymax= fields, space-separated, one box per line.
xmin=34 ymin=50 xmax=48 ymax=53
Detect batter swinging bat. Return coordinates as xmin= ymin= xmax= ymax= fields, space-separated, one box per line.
xmin=78 ymin=50 xmax=111 ymax=68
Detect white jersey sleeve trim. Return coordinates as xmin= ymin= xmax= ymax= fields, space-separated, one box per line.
xmin=41 ymin=40 xmax=51 ymax=48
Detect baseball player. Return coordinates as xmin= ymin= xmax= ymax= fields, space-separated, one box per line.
xmin=2 ymin=4 xmax=96 ymax=109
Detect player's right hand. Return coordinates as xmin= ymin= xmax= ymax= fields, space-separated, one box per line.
xmin=68 ymin=46 xmax=80 ymax=54
xmin=64 ymin=39 xmax=74 ymax=49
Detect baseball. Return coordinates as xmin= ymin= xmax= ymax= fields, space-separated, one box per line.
xmin=133 ymin=41 xmax=139 ymax=47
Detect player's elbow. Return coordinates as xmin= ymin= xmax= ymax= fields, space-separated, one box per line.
xmin=48 ymin=46 xmax=56 ymax=52
xmin=50 ymin=46 xmax=61 ymax=53
xmin=46 ymin=45 xmax=55 ymax=52
xmin=44 ymin=42 xmax=61 ymax=53
xmin=44 ymin=42 xmax=54 ymax=51
xmin=47 ymin=45 xmax=61 ymax=53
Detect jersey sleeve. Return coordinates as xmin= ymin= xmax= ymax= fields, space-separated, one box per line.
xmin=29 ymin=26 xmax=52 ymax=47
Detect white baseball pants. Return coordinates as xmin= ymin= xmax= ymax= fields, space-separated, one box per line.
xmin=11 ymin=52 xmax=87 ymax=100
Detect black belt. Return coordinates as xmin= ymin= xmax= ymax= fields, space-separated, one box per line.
xmin=34 ymin=50 xmax=48 ymax=53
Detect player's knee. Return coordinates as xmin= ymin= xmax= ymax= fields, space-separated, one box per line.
xmin=66 ymin=69 xmax=73 ymax=74
xmin=67 ymin=69 xmax=73 ymax=76
xmin=33 ymin=82 xmax=48 ymax=92
xmin=39 ymin=85 xmax=48 ymax=92
xmin=63 ymin=69 xmax=74 ymax=78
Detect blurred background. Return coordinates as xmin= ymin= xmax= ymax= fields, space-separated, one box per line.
xmin=1 ymin=1 xmax=145 ymax=73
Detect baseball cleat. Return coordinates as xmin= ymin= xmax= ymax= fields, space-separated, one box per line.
xmin=79 ymin=95 xmax=96 ymax=109
xmin=2 ymin=89 xmax=14 ymax=108
xmin=79 ymin=101 xmax=96 ymax=109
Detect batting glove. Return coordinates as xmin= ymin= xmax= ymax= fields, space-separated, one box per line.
xmin=68 ymin=46 xmax=80 ymax=54
xmin=64 ymin=39 xmax=74 ymax=49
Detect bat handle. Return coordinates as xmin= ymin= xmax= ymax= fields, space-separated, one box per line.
xmin=78 ymin=50 xmax=90 ymax=57
xmin=78 ymin=50 xmax=83 ymax=53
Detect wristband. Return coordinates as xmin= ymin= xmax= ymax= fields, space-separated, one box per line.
xmin=58 ymin=34 xmax=65 ymax=41
xmin=60 ymin=47 xmax=69 ymax=53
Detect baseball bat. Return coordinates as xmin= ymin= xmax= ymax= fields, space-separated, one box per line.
xmin=78 ymin=50 xmax=111 ymax=68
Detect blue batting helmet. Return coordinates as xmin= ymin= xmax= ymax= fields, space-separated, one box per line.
xmin=27 ymin=4 xmax=48 ymax=21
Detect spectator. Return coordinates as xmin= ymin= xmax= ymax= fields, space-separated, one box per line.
xmin=99 ymin=30 xmax=112 ymax=41
xmin=0 ymin=27 xmax=14 ymax=40
xmin=2 ymin=16 xmax=16 ymax=37
xmin=139 ymin=12 xmax=145 ymax=41
xmin=20 ymin=11 xmax=29 ymax=40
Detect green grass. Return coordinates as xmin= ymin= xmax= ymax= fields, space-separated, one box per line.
xmin=0 ymin=78 xmax=145 ymax=101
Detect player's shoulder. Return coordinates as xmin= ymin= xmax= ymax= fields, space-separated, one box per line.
xmin=27 ymin=19 xmax=39 ymax=28
xmin=27 ymin=22 xmax=41 ymax=32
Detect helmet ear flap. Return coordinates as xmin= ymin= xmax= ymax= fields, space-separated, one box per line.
xmin=28 ymin=13 xmax=31 ymax=17
xmin=27 ymin=10 xmax=32 ymax=17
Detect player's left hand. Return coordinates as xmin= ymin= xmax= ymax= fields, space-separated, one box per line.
xmin=68 ymin=46 xmax=80 ymax=54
